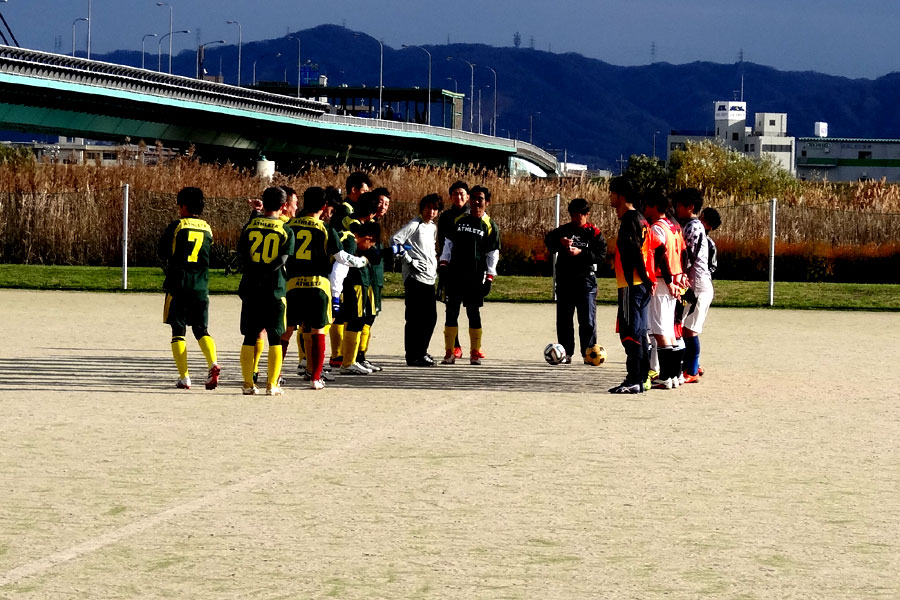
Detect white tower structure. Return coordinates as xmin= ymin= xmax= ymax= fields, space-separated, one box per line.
xmin=714 ymin=101 xmax=746 ymax=151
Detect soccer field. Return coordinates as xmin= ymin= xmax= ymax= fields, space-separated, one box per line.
xmin=0 ymin=290 xmax=898 ymax=599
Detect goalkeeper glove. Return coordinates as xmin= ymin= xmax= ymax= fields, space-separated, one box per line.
xmin=482 ymin=275 xmax=494 ymax=297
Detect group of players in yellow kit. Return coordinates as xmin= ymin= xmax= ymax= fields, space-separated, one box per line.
xmin=159 ymin=172 xmax=502 ymax=395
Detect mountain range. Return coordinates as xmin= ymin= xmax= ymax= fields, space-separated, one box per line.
xmin=55 ymin=25 xmax=900 ymax=169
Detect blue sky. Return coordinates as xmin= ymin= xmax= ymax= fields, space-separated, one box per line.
xmin=2 ymin=0 xmax=897 ymax=78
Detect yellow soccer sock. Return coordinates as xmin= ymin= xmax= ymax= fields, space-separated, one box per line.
xmin=469 ymin=328 xmax=483 ymax=353
xmin=330 ymin=323 xmax=345 ymax=359
xmin=197 ymin=335 xmax=217 ymax=368
xmin=170 ymin=337 xmax=189 ymax=379
xmin=267 ymin=346 xmax=284 ymax=389
xmin=240 ymin=345 xmax=257 ymax=387
xmin=296 ymin=329 xmax=306 ymax=363
xmin=253 ymin=338 xmax=265 ymax=374
xmin=341 ymin=330 xmax=362 ymax=367
xmin=359 ymin=324 xmax=371 ymax=353
xmin=444 ymin=326 xmax=459 ymax=351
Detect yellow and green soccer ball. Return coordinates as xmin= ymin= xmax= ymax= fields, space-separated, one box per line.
xmin=584 ymin=344 xmax=607 ymax=366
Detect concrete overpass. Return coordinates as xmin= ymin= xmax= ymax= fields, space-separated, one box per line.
xmin=0 ymin=45 xmax=558 ymax=175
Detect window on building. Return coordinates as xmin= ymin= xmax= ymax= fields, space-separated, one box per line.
xmin=769 ymin=119 xmax=776 ymax=126
xmin=732 ymin=132 xmax=739 ymax=141
xmin=801 ymin=150 xmax=807 ymax=157
xmin=762 ymin=144 xmax=791 ymax=153
xmin=751 ymin=144 xmax=756 ymax=152
xmin=716 ymin=128 xmax=720 ymax=136
xmin=745 ymin=144 xmax=749 ymax=152
xmin=859 ymin=151 xmax=872 ymax=160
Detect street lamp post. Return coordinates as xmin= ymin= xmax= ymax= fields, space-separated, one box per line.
xmin=226 ymin=20 xmax=241 ymax=86
xmin=447 ymin=56 xmax=475 ymax=132
xmin=86 ymin=0 xmax=92 ymax=59
xmin=652 ymin=130 xmax=660 ymax=159
xmin=197 ymin=40 xmax=225 ymax=79
xmin=141 ymin=33 xmax=157 ymax=69
xmin=72 ymin=18 xmax=88 ymax=57
xmin=480 ymin=65 xmax=498 ymax=136
xmin=530 ymin=112 xmax=540 ymax=144
xmin=289 ymin=36 xmax=301 ymax=98
xmin=156 ymin=2 xmax=173 ymax=73
xmin=158 ymin=29 xmax=189 ymax=73
xmin=355 ymin=33 xmax=383 ymax=119
xmin=402 ymin=44 xmax=432 ymax=125
xmin=445 ymin=77 xmax=457 ymax=93
xmin=252 ymin=52 xmax=281 ymax=86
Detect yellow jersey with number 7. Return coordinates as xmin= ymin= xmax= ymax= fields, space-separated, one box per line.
xmin=158 ymin=217 xmax=213 ymax=297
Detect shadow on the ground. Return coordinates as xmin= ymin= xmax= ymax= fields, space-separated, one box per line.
xmin=0 ymin=349 xmax=624 ymax=395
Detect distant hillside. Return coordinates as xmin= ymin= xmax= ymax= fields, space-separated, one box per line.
xmin=93 ymin=24 xmax=900 ymax=170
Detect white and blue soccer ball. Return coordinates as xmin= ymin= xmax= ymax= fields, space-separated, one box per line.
xmin=543 ymin=342 xmax=567 ymax=365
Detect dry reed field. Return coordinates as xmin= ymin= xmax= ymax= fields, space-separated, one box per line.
xmin=1 ymin=158 xmax=899 ymax=269
xmin=1 ymin=289 xmax=899 ymax=599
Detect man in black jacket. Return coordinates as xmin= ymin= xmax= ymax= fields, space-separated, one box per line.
xmin=544 ymin=198 xmax=607 ymax=363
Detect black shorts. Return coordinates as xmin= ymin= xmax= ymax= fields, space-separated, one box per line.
xmin=163 ymin=293 xmax=209 ymax=330
xmin=240 ymin=296 xmax=287 ymax=340
xmin=286 ymin=287 xmax=331 ymax=330
xmin=343 ymin=284 xmax=375 ymax=320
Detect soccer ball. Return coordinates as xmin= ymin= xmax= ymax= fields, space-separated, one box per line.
xmin=543 ymin=342 xmax=567 ymax=365
xmin=584 ymin=344 xmax=607 ymax=366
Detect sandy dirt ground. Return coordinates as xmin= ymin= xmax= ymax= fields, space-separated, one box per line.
xmin=0 ymin=289 xmax=898 ymax=599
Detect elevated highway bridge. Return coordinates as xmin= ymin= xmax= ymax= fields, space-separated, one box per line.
xmin=0 ymin=46 xmax=557 ymax=175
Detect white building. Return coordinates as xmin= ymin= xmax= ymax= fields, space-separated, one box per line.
xmin=668 ymin=101 xmax=796 ymax=175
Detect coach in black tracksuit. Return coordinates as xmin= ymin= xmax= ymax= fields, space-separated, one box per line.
xmin=544 ymin=198 xmax=607 ymax=362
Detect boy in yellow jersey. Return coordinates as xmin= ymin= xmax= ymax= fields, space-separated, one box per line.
xmin=237 ymin=186 xmax=295 ymax=396
xmin=330 ymin=219 xmax=380 ymax=375
xmin=281 ymin=187 xmax=369 ymax=390
xmin=608 ymin=175 xmax=654 ymax=394
xmin=158 ymin=187 xmax=220 ymax=390
xmin=245 ymin=187 xmax=299 ymax=384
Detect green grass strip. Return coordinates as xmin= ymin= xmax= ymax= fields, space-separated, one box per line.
xmin=0 ymin=264 xmax=898 ymax=311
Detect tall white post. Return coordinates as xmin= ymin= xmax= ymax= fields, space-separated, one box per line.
xmin=122 ymin=184 xmax=129 ymax=290
xmin=769 ymin=197 xmax=777 ymax=306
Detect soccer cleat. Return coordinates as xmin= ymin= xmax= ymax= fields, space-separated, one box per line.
xmin=299 ymin=358 xmax=307 ymax=369
xmin=560 ymin=355 xmax=572 ymax=364
xmin=323 ymin=364 xmax=332 ymax=373
xmin=609 ymin=382 xmax=643 ymax=394
xmin=311 ymin=379 xmax=325 ymax=390
xmin=407 ymin=356 xmax=436 ymax=367
xmin=470 ymin=351 xmax=482 ymax=365
xmin=648 ymin=369 xmax=659 ymax=380
xmin=297 ymin=363 xmax=306 ymax=376
xmin=340 ymin=362 xmax=371 ymax=375
xmin=677 ymin=373 xmax=685 ymax=386
xmin=682 ymin=372 xmax=700 ymax=384
xmin=360 ymin=359 xmax=382 ymax=372
xmin=242 ymin=384 xmax=260 ymax=395
xmin=473 ymin=349 xmax=486 ymax=359
xmin=322 ymin=370 xmax=336 ymax=382
xmin=453 ymin=346 xmax=463 ymax=359
xmin=652 ymin=378 xmax=674 ymax=390
xmin=176 ymin=376 xmax=191 ymax=389
xmin=329 ymin=356 xmax=343 ymax=368
xmin=643 ymin=376 xmax=652 ymax=391
xmin=266 ymin=385 xmax=285 ymax=396
xmin=698 ymin=366 xmax=705 ymax=377
xmin=205 ymin=364 xmax=221 ymax=390
xmin=441 ymin=350 xmax=456 ymax=365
